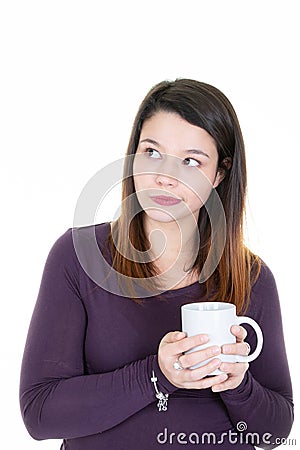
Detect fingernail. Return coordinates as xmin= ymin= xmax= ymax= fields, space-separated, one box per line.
xmin=212 ymin=346 xmax=221 ymax=355
xmin=212 ymin=386 xmax=221 ymax=392
xmin=219 ymin=373 xmax=228 ymax=381
xmin=212 ymin=358 xmax=221 ymax=367
xmin=200 ymin=334 xmax=209 ymax=343
xmin=178 ymin=332 xmax=186 ymax=338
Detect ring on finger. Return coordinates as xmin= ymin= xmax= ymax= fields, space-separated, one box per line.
xmin=173 ymin=357 xmax=184 ymax=371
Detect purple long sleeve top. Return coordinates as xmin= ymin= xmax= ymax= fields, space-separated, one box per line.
xmin=19 ymin=222 xmax=294 ymax=449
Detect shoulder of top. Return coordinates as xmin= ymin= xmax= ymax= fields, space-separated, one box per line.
xmin=50 ymin=222 xmax=111 ymax=257
xmin=252 ymin=257 xmax=277 ymax=291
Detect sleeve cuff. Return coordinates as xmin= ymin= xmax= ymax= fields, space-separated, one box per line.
xmin=151 ymin=355 xmax=178 ymax=395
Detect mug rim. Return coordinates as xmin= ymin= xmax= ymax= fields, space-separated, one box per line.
xmin=181 ymin=301 xmax=235 ymax=312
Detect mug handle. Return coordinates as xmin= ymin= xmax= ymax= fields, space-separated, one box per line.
xmin=234 ymin=316 xmax=263 ymax=363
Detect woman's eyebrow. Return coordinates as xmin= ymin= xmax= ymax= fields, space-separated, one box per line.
xmin=139 ymin=138 xmax=161 ymax=146
xmin=139 ymin=138 xmax=210 ymax=159
xmin=183 ymin=149 xmax=210 ymax=159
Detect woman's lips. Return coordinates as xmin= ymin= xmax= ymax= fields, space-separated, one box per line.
xmin=150 ymin=195 xmax=182 ymax=206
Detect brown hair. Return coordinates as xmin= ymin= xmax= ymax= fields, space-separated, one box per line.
xmin=105 ymin=79 xmax=261 ymax=314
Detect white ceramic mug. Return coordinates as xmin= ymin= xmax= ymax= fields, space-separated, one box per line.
xmin=181 ymin=302 xmax=263 ymax=375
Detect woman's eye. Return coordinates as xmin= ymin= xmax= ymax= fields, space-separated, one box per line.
xmin=145 ymin=148 xmax=161 ymax=159
xmin=183 ymin=158 xmax=201 ymax=167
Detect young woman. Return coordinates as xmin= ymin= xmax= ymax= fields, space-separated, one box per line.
xmin=20 ymin=79 xmax=294 ymax=449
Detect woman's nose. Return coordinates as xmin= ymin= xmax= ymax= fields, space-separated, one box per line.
xmin=155 ymin=173 xmax=178 ymax=187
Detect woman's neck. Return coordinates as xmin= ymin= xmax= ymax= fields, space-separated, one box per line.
xmin=143 ymin=214 xmax=199 ymax=274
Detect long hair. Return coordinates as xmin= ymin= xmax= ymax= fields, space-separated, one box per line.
xmin=105 ymin=79 xmax=261 ymax=314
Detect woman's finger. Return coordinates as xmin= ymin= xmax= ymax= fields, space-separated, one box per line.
xmin=222 ymin=341 xmax=250 ymax=356
xmin=173 ymin=333 xmax=210 ymax=355
xmin=179 ymin=345 xmax=221 ymax=369
xmin=182 ymin=372 xmax=228 ymax=390
xmin=230 ymin=325 xmax=247 ymax=342
xmin=219 ymin=361 xmax=249 ymax=374
xmin=211 ymin=377 xmax=238 ymax=392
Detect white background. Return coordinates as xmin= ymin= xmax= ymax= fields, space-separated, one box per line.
xmin=1 ymin=0 xmax=298 ymax=448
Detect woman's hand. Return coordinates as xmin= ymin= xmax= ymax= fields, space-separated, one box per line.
xmin=211 ymin=325 xmax=249 ymax=392
xmin=158 ymin=325 xmax=250 ymax=391
xmin=158 ymin=331 xmax=228 ymax=390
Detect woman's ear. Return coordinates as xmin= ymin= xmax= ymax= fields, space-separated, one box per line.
xmin=213 ymin=170 xmax=225 ymax=188
xmin=213 ymin=157 xmax=232 ymax=188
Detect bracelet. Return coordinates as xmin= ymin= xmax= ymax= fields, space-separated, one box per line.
xmin=151 ymin=370 xmax=169 ymax=412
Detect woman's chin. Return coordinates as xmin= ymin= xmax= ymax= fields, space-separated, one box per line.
xmin=143 ymin=208 xmax=180 ymax=223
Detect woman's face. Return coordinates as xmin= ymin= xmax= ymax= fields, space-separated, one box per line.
xmin=133 ymin=111 xmax=222 ymax=224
